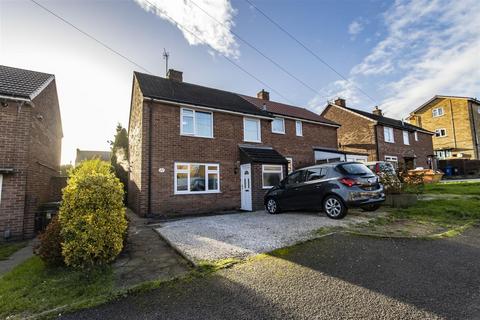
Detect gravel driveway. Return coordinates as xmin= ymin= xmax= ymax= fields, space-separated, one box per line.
xmin=155 ymin=209 xmax=381 ymax=261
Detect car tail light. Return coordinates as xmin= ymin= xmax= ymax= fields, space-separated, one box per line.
xmin=339 ymin=178 xmax=359 ymax=187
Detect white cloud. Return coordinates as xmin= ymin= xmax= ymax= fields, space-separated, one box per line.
xmin=308 ymin=79 xmax=364 ymax=114
xmin=134 ymin=0 xmax=239 ymax=58
xmin=348 ymin=20 xmax=364 ymax=36
xmin=339 ymin=0 xmax=480 ymax=118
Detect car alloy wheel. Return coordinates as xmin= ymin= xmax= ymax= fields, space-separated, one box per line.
xmin=323 ymin=195 xmax=346 ymax=219
xmin=266 ymin=198 xmax=278 ymax=214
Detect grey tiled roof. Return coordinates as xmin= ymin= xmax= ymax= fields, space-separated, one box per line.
xmin=135 ymin=72 xmax=271 ymax=117
xmin=0 ymin=65 xmax=54 ymax=99
xmin=239 ymin=146 xmax=288 ymax=164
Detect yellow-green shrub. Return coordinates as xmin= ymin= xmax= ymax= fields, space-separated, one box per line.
xmin=59 ymin=159 xmax=127 ymax=269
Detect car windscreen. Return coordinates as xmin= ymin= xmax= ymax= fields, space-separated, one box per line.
xmin=337 ymin=163 xmax=373 ymax=176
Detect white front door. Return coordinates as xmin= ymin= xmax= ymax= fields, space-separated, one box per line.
xmin=240 ymin=163 xmax=252 ymax=211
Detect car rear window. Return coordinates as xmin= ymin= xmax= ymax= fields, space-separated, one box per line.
xmin=337 ymin=163 xmax=373 ymax=176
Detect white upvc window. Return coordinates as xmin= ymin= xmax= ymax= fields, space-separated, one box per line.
xmin=286 ymin=157 xmax=293 ymax=173
xmin=414 ymin=131 xmax=419 ymax=141
xmin=180 ymin=108 xmax=213 ymax=138
xmin=244 ymin=117 xmax=261 ymax=142
xmin=435 ymin=128 xmax=447 ymax=137
xmin=432 ymin=107 xmax=444 ymax=117
xmin=295 ymin=120 xmax=303 ymax=136
xmin=271 ymin=117 xmax=285 ymax=134
xmin=385 ymin=155 xmax=398 ymax=169
xmin=174 ymin=163 xmax=220 ymax=194
xmin=262 ymin=164 xmax=283 ymax=189
xmin=0 ymin=174 xmax=2 ymax=205
xmin=384 ymin=126 xmax=395 ymax=143
xmin=403 ymin=130 xmax=410 ymax=145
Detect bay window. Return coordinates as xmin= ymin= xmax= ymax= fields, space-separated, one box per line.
xmin=174 ymin=163 xmax=220 ymax=194
xmin=262 ymin=165 xmax=283 ymax=189
xmin=181 ymin=108 xmax=213 ymax=138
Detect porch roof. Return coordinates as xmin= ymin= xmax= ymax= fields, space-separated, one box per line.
xmin=239 ymin=146 xmax=288 ymax=164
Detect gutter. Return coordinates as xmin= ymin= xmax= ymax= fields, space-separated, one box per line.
xmin=449 ymin=99 xmax=457 ymax=149
xmin=0 ymin=94 xmax=31 ymax=103
xmin=374 ymin=125 xmax=380 ymax=161
xmin=145 ymin=97 xmax=274 ymax=120
xmin=468 ymin=101 xmax=479 ymax=159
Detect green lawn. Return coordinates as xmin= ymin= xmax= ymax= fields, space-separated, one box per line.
xmin=0 ymin=257 xmax=115 ymax=318
xmin=0 ymin=241 xmax=27 ymax=260
xmin=424 ymin=182 xmax=480 ymax=195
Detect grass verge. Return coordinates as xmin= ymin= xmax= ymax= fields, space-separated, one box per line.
xmin=0 ymin=241 xmax=27 ymax=260
xmin=423 ymin=182 xmax=480 ymax=195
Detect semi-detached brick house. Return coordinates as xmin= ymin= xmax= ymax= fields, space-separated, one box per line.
xmin=128 ymin=69 xmax=340 ymax=217
xmin=321 ymin=98 xmax=434 ymax=170
xmin=0 ymin=65 xmax=63 ymax=240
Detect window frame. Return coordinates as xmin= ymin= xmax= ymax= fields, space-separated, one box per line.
xmin=271 ymin=117 xmax=285 ymax=134
xmin=435 ymin=128 xmax=447 ymax=137
xmin=403 ymin=130 xmax=410 ymax=145
xmin=180 ymin=108 xmax=214 ymax=138
xmin=295 ymin=120 xmax=303 ymax=136
xmin=243 ymin=117 xmax=262 ymax=143
xmin=384 ymin=155 xmax=398 ymax=169
xmin=174 ymin=162 xmax=220 ymax=195
xmin=414 ymin=131 xmax=419 ymax=141
xmin=262 ymin=164 xmax=284 ymax=189
xmin=285 ymin=157 xmax=293 ymax=173
xmin=432 ymin=107 xmax=444 ymax=117
xmin=384 ymin=126 xmax=395 ymax=143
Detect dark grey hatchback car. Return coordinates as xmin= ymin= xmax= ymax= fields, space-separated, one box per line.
xmin=264 ymin=162 xmax=385 ymax=219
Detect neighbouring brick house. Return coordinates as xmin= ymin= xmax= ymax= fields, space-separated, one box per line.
xmin=321 ymin=98 xmax=434 ymax=170
xmin=75 ymin=149 xmax=111 ymax=166
xmin=128 ymin=69 xmax=340 ymax=216
xmin=407 ymin=95 xmax=480 ymax=160
xmin=0 ymin=65 xmax=63 ymax=240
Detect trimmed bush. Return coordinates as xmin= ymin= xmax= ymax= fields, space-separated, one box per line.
xmin=59 ymin=159 xmax=127 ymax=269
xmin=36 ymin=216 xmax=64 ymax=266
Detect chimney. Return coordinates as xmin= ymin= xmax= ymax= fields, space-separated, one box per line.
xmin=257 ymin=89 xmax=270 ymax=101
xmin=372 ymin=106 xmax=383 ymax=116
xmin=167 ymin=69 xmax=183 ymax=82
xmin=334 ymin=97 xmax=346 ymax=107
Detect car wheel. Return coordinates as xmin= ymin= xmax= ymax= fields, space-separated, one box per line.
xmin=265 ymin=198 xmax=280 ymax=214
xmin=362 ymin=204 xmax=381 ymax=212
xmin=323 ymin=195 xmax=347 ymax=219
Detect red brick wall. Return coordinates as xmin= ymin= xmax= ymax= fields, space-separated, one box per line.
xmin=376 ymin=125 xmax=434 ymax=169
xmin=129 ymin=98 xmax=338 ymax=217
xmin=0 ymin=80 xmax=62 ymax=240
xmin=0 ymin=102 xmax=29 ymax=240
xmin=321 ymin=104 xmax=377 ymax=160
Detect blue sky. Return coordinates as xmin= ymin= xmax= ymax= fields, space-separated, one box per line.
xmin=1 ymin=0 xmax=479 ymax=164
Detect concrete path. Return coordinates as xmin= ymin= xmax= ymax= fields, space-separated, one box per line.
xmin=155 ymin=209 xmax=383 ymax=261
xmin=113 ymin=209 xmax=191 ymax=288
xmin=0 ymin=241 xmax=33 ymax=276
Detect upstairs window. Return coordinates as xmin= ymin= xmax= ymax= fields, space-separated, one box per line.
xmin=432 ymin=107 xmax=444 ymax=117
xmin=414 ymin=131 xmax=419 ymax=141
xmin=271 ymin=117 xmax=285 ymax=134
xmin=384 ymin=126 xmax=394 ymax=143
xmin=295 ymin=120 xmax=303 ymax=136
xmin=181 ymin=108 xmax=213 ymax=138
xmin=244 ymin=118 xmax=261 ymax=142
xmin=435 ymin=128 xmax=447 ymax=137
xmin=403 ymin=131 xmax=410 ymax=145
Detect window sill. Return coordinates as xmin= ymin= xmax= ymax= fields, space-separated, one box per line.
xmin=180 ymin=134 xmax=214 ymax=139
xmin=262 ymin=186 xmax=274 ymax=189
xmin=272 ymin=131 xmax=285 ymax=135
xmin=174 ymin=191 xmax=221 ymax=195
xmin=385 ymin=141 xmax=395 ymax=144
xmin=244 ymin=139 xmax=262 ymax=143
